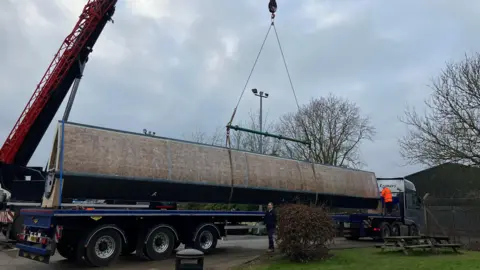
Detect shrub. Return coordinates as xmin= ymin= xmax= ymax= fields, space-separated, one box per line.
xmin=276 ymin=204 xmax=335 ymax=262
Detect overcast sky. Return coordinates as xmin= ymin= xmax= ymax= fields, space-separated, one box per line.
xmin=1 ymin=0 xmax=479 ymax=177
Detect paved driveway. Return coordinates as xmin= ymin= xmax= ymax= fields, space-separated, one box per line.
xmin=0 ymin=236 xmax=374 ymax=270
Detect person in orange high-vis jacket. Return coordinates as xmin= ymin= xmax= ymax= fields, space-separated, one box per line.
xmin=381 ymin=187 xmax=393 ymax=215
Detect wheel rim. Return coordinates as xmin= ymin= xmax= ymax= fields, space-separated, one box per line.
xmin=199 ymin=230 xmax=214 ymax=250
xmin=94 ymin=235 xmax=116 ymax=259
xmin=152 ymin=232 xmax=170 ymax=253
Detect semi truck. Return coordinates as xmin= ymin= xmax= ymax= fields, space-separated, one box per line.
xmin=335 ymin=177 xmax=424 ymax=241
xmin=0 ymin=0 xmax=387 ymax=245
xmin=11 ymin=121 xmax=425 ymax=267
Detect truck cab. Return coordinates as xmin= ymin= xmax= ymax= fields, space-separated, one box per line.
xmin=377 ymin=178 xmax=424 ymax=235
xmin=341 ymin=177 xmax=425 ymax=240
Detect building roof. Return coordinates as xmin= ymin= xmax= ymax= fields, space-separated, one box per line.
xmin=404 ymin=162 xmax=480 ymax=198
xmin=404 ymin=162 xmax=480 ymax=179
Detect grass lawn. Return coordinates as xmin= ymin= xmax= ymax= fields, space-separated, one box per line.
xmin=245 ymin=248 xmax=480 ymax=270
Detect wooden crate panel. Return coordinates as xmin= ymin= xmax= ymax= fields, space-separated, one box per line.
xmin=61 ymin=124 xmax=169 ymax=179
xmin=54 ymin=122 xmax=379 ymax=199
xmin=230 ymin=150 xmax=248 ymax=187
xmin=245 ymin=154 xmax=274 ymax=189
xmin=314 ymin=165 xmax=335 ymax=194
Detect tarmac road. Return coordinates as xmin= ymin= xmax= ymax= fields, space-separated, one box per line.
xmin=0 ymin=236 xmax=374 ymax=270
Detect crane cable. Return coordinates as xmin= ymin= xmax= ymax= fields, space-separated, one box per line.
xmin=226 ymin=0 xmax=287 ymax=147
xmin=226 ymin=0 xmax=307 ymax=149
xmin=226 ymin=24 xmax=272 ymax=148
xmin=271 ymin=16 xmax=319 ymax=204
xmin=226 ymin=1 xmax=278 ymax=208
xmin=226 ymin=0 xmax=318 ymax=206
xmin=271 ymin=14 xmax=318 ymax=205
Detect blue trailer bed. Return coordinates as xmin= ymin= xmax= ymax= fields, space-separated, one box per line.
xmin=20 ymin=208 xmax=264 ymax=217
xmin=15 ymin=208 xmax=265 ymax=266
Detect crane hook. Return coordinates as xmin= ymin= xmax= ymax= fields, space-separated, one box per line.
xmin=268 ymin=0 xmax=277 ymax=20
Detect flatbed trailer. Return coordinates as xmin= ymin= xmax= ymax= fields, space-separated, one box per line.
xmin=16 ymin=208 xmax=264 ymax=266
xmin=15 ymin=178 xmax=427 ymax=267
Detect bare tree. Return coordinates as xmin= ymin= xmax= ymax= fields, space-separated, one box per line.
xmin=399 ymin=54 xmax=480 ymax=167
xmin=183 ymin=127 xmax=223 ymax=146
xmin=276 ymin=94 xmax=375 ymax=168
xmin=185 ymin=110 xmax=281 ymax=156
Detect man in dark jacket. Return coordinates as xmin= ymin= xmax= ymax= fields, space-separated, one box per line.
xmin=264 ymin=202 xmax=276 ymax=252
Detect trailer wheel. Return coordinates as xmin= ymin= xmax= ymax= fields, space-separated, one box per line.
xmin=56 ymin=241 xmax=77 ymax=261
xmin=121 ymin=240 xmax=137 ymax=256
xmin=75 ymin=232 xmax=94 ymax=266
xmin=85 ymin=229 xmax=122 ymax=267
xmin=409 ymin=224 xmax=419 ymax=236
xmin=121 ymin=231 xmax=137 ymax=256
xmin=379 ymin=222 xmax=391 ymax=240
xmin=8 ymin=213 xmax=24 ymax=241
xmin=194 ymin=226 xmax=218 ymax=254
xmin=345 ymin=235 xmax=360 ymax=241
xmin=144 ymin=227 xmax=175 ymax=260
xmin=391 ymin=222 xmax=402 ymax=237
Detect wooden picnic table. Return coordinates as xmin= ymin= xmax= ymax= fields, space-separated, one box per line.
xmin=375 ymin=235 xmax=461 ymax=255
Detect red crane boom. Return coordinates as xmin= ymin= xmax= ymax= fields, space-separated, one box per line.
xmin=0 ymin=0 xmax=117 ymax=166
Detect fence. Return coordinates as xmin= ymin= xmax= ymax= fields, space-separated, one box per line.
xmin=425 ymin=198 xmax=480 ymax=247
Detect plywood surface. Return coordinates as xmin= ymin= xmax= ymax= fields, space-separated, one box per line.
xmin=51 ymin=122 xmax=380 ymax=199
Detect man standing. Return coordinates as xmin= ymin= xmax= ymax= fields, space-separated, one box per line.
xmin=381 ymin=187 xmax=393 ymax=215
xmin=264 ymin=202 xmax=276 ymax=252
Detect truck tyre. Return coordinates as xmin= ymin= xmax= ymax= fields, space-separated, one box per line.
xmin=85 ymin=229 xmax=122 ymax=267
xmin=345 ymin=235 xmax=360 ymax=241
xmin=409 ymin=224 xmax=419 ymax=236
xmin=8 ymin=213 xmax=23 ymax=241
xmin=194 ymin=226 xmax=218 ymax=254
xmin=144 ymin=227 xmax=175 ymax=260
xmin=121 ymin=231 xmax=137 ymax=256
xmin=56 ymin=241 xmax=77 ymax=261
xmin=391 ymin=222 xmax=402 ymax=237
xmin=75 ymin=232 xmax=94 ymax=266
xmin=121 ymin=240 xmax=136 ymax=256
xmin=379 ymin=222 xmax=391 ymax=240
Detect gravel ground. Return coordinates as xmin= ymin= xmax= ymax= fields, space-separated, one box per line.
xmin=0 ymin=236 xmax=374 ymax=270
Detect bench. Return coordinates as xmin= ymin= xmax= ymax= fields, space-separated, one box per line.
xmin=378 ymin=235 xmax=461 ymax=255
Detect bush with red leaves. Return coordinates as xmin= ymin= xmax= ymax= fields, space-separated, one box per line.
xmin=276 ymin=204 xmax=335 ymax=262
